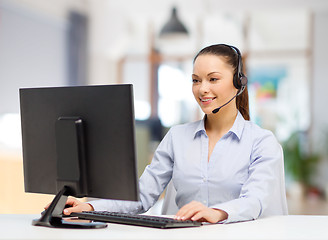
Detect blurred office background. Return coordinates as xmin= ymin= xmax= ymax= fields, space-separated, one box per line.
xmin=1 ymin=0 xmax=328 ymax=214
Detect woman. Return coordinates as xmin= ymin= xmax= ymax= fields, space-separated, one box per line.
xmin=60 ymin=44 xmax=288 ymax=223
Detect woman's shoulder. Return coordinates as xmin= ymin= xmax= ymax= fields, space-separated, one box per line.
xmin=167 ymin=120 xmax=203 ymax=139
xmin=169 ymin=120 xmax=202 ymax=132
xmin=244 ymin=120 xmax=274 ymax=136
xmin=243 ymin=120 xmax=279 ymax=145
xmin=243 ymin=120 xmax=282 ymax=153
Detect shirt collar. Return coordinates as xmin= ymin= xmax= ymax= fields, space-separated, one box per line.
xmin=229 ymin=111 xmax=245 ymax=140
xmin=193 ymin=111 xmax=246 ymax=140
xmin=194 ymin=117 xmax=206 ymax=136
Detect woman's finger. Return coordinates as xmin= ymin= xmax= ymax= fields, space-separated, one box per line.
xmin=63 ymin=202 xmax=93 ymax=215
xmin=175 ymin=201 xmax=196 ymax=219
xmin=190 ymin=210 xmax=206 ymax=221
xmin=175 ymin=201 xmax=204 ymax=220
xmin=192 ymin=208 xmax=228 ymax=223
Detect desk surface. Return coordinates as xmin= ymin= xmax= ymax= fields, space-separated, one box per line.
xmin=0 ymin=214 xmax=327 ymax=240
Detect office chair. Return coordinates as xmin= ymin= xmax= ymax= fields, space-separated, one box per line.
xmin=161 ymin=180 xmax=179 ymax=215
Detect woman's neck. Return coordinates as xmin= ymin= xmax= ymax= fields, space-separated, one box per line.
xmin=205 ymin=105 xmax=238 ymax=136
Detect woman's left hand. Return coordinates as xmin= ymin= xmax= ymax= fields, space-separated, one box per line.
xmin=174 ymin=201 xmax=228 ymax=223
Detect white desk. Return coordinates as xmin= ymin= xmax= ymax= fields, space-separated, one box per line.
xmin=0 ymin=214 xmax=327 ymax=240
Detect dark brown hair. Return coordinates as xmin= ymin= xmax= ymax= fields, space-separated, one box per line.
xmin=193 ymin=44 xmax=250 ymax=120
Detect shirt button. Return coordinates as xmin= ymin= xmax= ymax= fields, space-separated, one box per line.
xmin=203 ymin=177 xmax=207 ymax=182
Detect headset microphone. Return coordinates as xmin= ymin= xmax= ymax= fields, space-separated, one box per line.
xmin=212 ymin=86 xmax=245 ymax=114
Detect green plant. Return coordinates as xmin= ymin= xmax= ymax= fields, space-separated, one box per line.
xmin=283 ymin=132 xmax=320 ymax=188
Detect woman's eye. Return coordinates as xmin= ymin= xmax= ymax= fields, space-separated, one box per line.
xmin=192 ymin=79 xmax=200 ymax=83
xmin=210 ymin=78 xmax=219 ymax=82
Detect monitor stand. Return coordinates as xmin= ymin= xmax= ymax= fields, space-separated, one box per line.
xmin=32 ymin=186 xmax=107 ymax=229
xmin=32 ymin=117 xmax=107 ymax=228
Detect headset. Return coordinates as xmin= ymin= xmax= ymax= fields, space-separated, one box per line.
xmin=224 ymin=44 xmax=248 ymax=90
xmin=212 ymin=44 xmax=248 ymax=114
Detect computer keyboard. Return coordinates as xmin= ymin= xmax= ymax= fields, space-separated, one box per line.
xmin=70 ymin=211 xmax=202 ymax=229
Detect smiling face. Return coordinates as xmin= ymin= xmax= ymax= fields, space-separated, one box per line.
xmin=192 ymin=54 xmax=238 ymax=115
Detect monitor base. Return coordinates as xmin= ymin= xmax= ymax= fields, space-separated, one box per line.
xmin=32 ymin=186 xmax=107 ymax=229
xmin=32 ymin=217 xmax=107 ymax=229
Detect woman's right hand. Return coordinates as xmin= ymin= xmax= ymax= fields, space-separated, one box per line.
xmin=44 ymin=197 xmax=94 ymax=216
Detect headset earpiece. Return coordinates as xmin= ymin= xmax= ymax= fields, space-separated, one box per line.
xmin=227 ymin=45 xmax=247 ymax=90
xmin=233 ymin=73 xmax=241 ymax=89
xmin=233 ymin=73 xmax=247 ymax=90
xmin=240 ymin=74 xmax=248 ymax=87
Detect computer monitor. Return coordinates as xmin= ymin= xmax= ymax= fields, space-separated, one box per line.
xmin=19 ymin=84 xmax=139 ymax=228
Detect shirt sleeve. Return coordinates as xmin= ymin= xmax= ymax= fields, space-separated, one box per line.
xmin=212 ymin=130 xmax=287 ymax=223
xmin=88 ymin=129 xmax=175 ymax=214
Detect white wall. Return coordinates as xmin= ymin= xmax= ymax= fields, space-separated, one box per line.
xmin=0 ymin=1 xmax=68 ymax=114
xmin=312 ymin=11 xmax=328 ymax=148
xmin=312 ymin=10 xmax=328 ymax=189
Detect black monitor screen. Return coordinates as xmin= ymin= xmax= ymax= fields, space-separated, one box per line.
xmin=19 ymin=84 xmax=139 ymax=203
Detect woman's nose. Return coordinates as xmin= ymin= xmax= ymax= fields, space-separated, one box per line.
xmin=199 ymin=81 xmax=210 ymax=94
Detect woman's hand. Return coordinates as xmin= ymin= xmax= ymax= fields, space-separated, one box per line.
xmin=174 ymin=201 xmax=228 ymax=223
xmin=44 ymin=197 xmax=94 ymax=216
